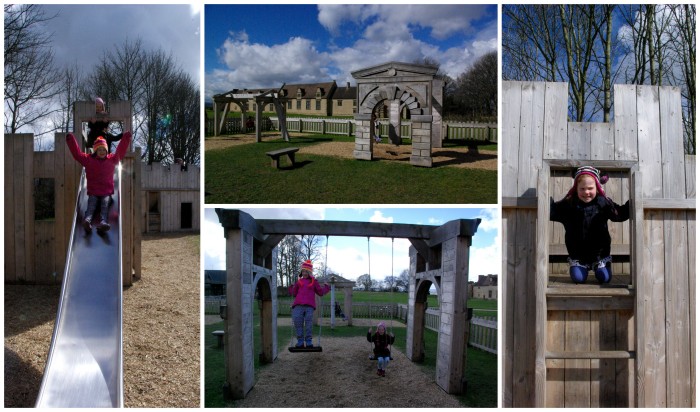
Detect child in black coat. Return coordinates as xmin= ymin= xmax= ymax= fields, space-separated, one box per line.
xmin=367 ymin=322 xmax=394 ymax=377
xmin=550 ymin=166 xmax=629 ymax=284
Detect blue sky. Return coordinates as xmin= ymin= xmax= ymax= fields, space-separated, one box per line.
xmin=203 ymin=207 xmax=500 ymax=283
xmin=204 ymin=4 xmax=497 ymax=101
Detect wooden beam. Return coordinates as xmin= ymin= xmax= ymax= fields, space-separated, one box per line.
xmin=546 ymin=286 xmax=633 ymax=297
xmin=534 ymin=164 xmax=550 ymax=407
xmin=547 ymin=296 xmax=634 ymax=311
xmin=546 ymin=350 xmax=635 ymax=359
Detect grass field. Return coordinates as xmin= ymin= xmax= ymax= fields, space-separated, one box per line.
xmin=277 ymin=292 xmax=496 ymax=318
xmin=204 ymin=134 xmax=497 ymax=204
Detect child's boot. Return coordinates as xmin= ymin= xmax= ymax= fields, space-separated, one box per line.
xmin=97 ymin=220 xmax=111 ymax=232
xmin=381 ymin=369 xmax=386 ymax=377
xmin=377 ymin=369 xmax=382 ymax=376
xmin=295 ymin=339 xmax=304 ymax=348
xmin=83 ymin=217 xmax=92 ymax=232
xmin=305 ymin=340 xmax=313 ymax=348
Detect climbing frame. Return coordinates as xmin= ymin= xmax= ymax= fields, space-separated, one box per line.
xmin=502 ymin=81 xmax=695 ymax=408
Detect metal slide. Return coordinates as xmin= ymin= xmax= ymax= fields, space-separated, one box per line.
xmin=36 ymin=166 xmax=123 ymax=408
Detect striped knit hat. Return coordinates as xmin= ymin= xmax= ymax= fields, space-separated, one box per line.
xmin=301 ymin=259 xmax=313 ymax=274
xmin=567 ymin=166 xmax=608 ymax=198
xmin=93 ymin=136 xmax=108 ymax=152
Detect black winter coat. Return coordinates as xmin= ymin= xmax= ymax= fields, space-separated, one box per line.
xmin=367 ymin=331 xmax=394 ymax=357
xmin=550 ymin=195 xmax=629 ymax=264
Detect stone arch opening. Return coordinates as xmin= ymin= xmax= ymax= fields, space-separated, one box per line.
xmin=352 ymin=62 xmax=444 ymax=167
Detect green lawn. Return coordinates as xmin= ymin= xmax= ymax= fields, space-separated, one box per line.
xmin=277 ymin=292 xmax=496 ymax=318
xmin=204 ymin=135 xmax=497 ymax=204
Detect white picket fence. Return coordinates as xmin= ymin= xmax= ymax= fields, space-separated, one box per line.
xmin=205 ymin=296 xmax=497 ymax=354
xmin=206 ymin=116 xmax=497 ymax=142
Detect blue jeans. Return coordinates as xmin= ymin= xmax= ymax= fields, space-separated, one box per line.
xmin=377 ymin=356 xmax=390 ymax=370
xmin=86 ymin=195 xmax=110 ymax=222
xmin=292 ymin=305 xmax=314 ymax=344
xmin=569 ymin=258 xmax=612 ymax=284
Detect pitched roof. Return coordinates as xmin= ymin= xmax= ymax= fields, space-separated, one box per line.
xmin=204 ymin=270 xmax=226 ymax=285
xmin=475 ymin=274 xmax=498 ymax=286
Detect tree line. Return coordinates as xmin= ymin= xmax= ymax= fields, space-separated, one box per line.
xmin=4 ymin=5 xmax=200 ymax=165
xmin=416 ymin=54 xmax=498 ymax=123
xmin=276 ymin=234 xmax=410 ymax=292
xmin=503 ymin=4 xmax=696 ymax=154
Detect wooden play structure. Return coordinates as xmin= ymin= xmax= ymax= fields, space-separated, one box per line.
xmin=352 ymin=62 xmax=444 ymax=167
xmin=214 ymin=209 xmax=480 ymax=399
xmin=502 ymin=82 xmax=695 ymax=407
xmin=212 ymin=85 xmax=290 ymax=141
xmin=142 ymin=162 xmax=200 ymax=233
xmin=5 ymin=101 xmax=141 ymax=286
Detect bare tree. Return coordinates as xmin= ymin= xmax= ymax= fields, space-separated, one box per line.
xmin=83 ymin=38 xmax=200 ymax=164
xmin=502 ymin=5 xmax=561 ymax=82
xmin=276 ymin=235 xmax=303 ymax=288
xmin=163 ymin=71 xmax=200 ymax=165
xmin=51 ymin=63 xmax=84 ymax=134
xmin=396 ymin=268 xmax=410 ymax=292
xmin=668 ymin=5 xmax=696 ymax=154
xmin=355 ymin=274 xmax=373 ymax=291
xmin=4 ymin=4 xmax=61 ymax=136
xmin=454 ymin=51 xmax=497 ymax=120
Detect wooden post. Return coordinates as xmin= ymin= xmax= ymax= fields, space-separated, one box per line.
xmin=534 ymin=163 xmax=550 ymax=407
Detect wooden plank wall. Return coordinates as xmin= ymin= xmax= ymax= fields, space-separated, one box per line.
xmin=4 ymin=132 xmax=142 ymax=286
xmin=502 ymin=81 xmax=695 ymax=407
xmin=4 ymin=134 xmax=81 ymax=285
xmin=141 ymin=163 xmax=200 ymax=232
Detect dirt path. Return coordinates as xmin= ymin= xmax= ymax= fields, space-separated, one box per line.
xmin=232 ymin=336 xmax=462 ymax=408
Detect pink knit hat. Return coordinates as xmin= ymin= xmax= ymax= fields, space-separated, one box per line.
xmin=93 ymin=136 xmax=108 ymax=152
xmin=301 ymin=259 xmax=313 ymax=274
xmin=377 ymin=322 xmax=386 ymax=329
xmin=567 ymin=166 xmax=608 ymax=198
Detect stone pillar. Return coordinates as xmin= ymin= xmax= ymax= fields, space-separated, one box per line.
xmin=431 ymin=78 xmax=444 ymax=148
xmin=389 ymin=99 xmax=402 ymax=144
xmin=353 ymin=113 xmax=373 ymax=160
xmin=410 ymin=115 xmax=433 ymax=167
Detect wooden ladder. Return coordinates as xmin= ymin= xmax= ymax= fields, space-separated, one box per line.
xmin=534 ymin=160 xmax=644 ymax=407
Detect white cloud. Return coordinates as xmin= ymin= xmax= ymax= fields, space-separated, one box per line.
xmin=206 ymin=5 xmax=497 ymax=97
xmin=369 ymin=210 xmax=393 ymax=223
xmin=469 ymin=243 xmax=500 ymax=281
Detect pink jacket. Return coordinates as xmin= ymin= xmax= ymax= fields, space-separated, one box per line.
xmin=66 ymin=131 xmax=131 ymax=196
xmin=289 ymin=276 xmax=330 ymax=309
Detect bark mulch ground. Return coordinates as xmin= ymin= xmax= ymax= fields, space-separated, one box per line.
xmin=4 ymin=233 xmax=200 ymax=408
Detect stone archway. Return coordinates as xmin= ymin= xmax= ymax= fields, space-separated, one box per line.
xmin=352 ymin=62 xmax=444 ymax=167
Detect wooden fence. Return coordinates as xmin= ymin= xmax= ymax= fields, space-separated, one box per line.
xmin=204 ymin=297 xmax=497 ymax=354
xmin=206 ymin=116 xmax=497 ymax=142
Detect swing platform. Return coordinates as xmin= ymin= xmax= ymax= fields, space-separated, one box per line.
xmin=288 ymin=346 xmax=323 ymax=353
xmin=368 ymin=355 xmax=393 ymax=360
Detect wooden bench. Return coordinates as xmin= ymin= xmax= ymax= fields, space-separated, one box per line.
xmin=212 ymin=330 xmax=225 ymax=348
xmin=265 ymin=147 xmax=299 ymax=168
